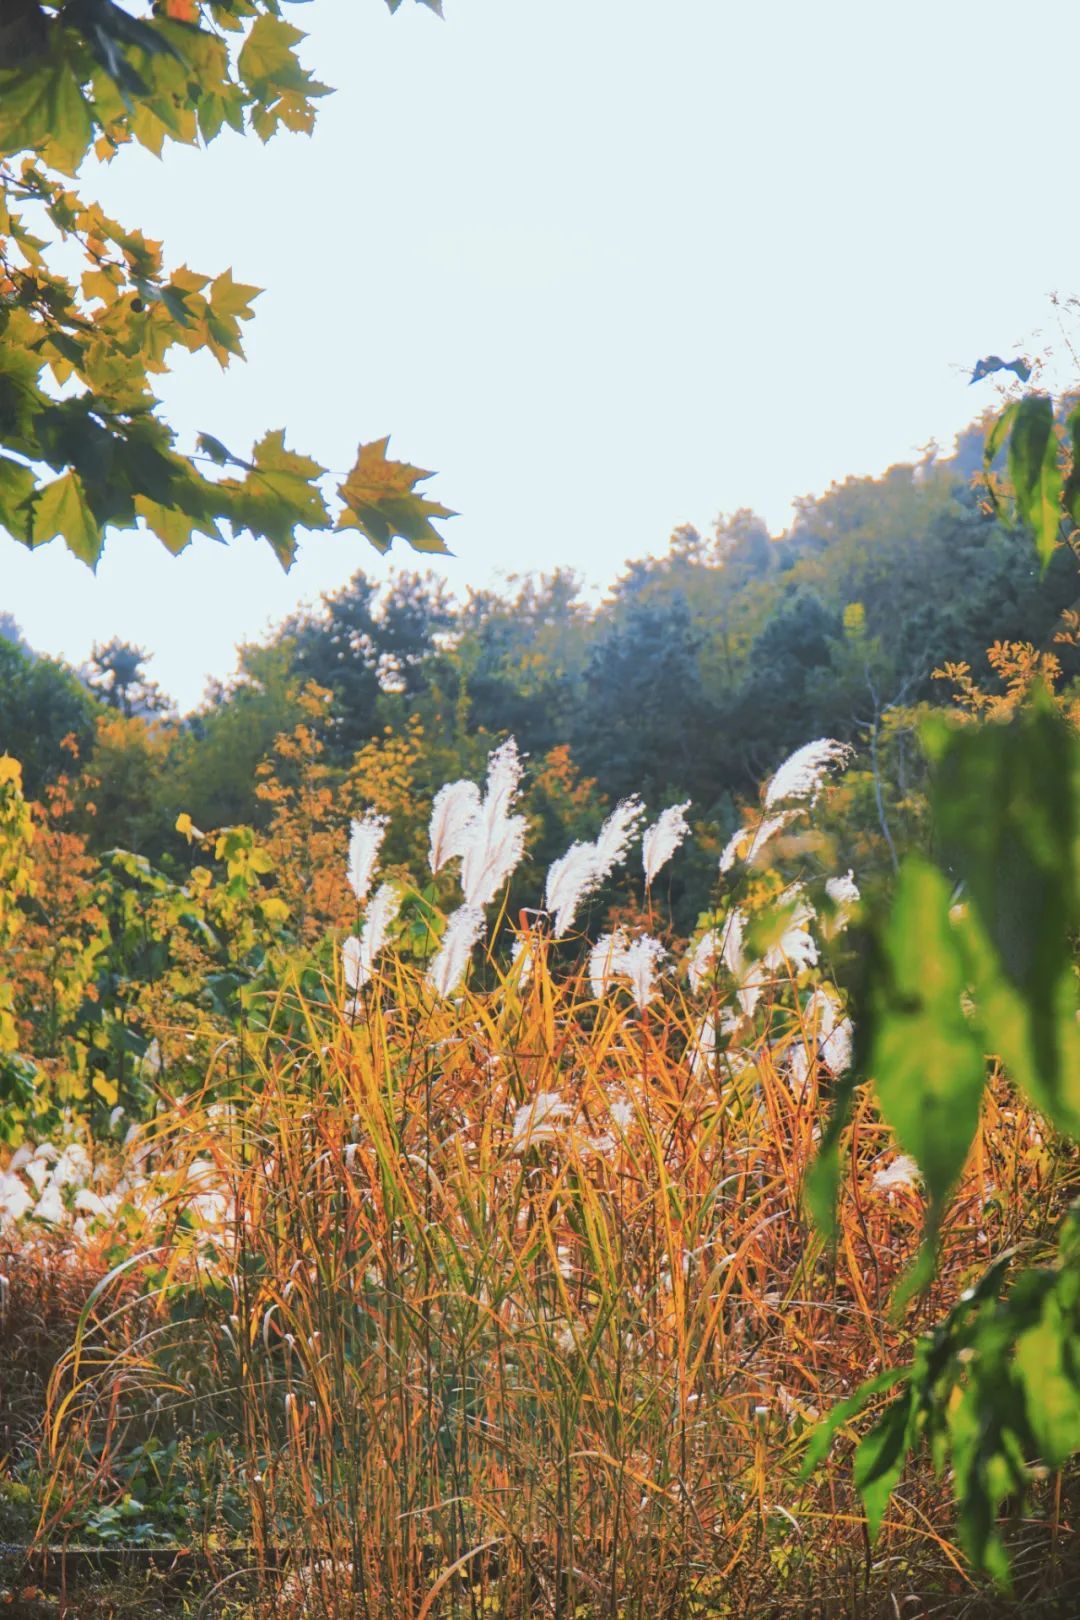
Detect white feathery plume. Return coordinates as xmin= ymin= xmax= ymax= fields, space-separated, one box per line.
xmin=821 ymin=1015 xmax=854 ymax=1074
xmin=593 ymin=795 xmax=645 ymax=871
xmin=621 ymin=935 xmax=666 ymax=1011
xmin=763 ymin=887 xmax=819 ymax=974
xmin=511 ymin=1091 xmax=571 ymax=1154
xmin=721 ymin=909 xmax=747 ymax=977
xmin=0 ymin=1171 xmax=33 ymax=1223
xmin=428 ymin=905 xmax=486 ymax=998
xmin=341 ymin=930 xmax=363 ymax=986
xmin=764 ymin=739 xmax=851 ymax=809
xmin=363 ymin=882 xmax=401 ymax=968
xmin=804 ymin=985 xmax=839 ymax=1040
xmin=461 ymin=811 xmax=526 ymax=909
xmin=342 ymin=883 xmax=402 ymax=1003
xmin=544 ymin=842 xmax=600 ymax=938
xmin=806 ymin=986 xmax=854 ymax=1074
xmin=34 ymin=1183 xmax=65 ymax=1225
xmin=871 ymin=1154 xmax=922 ymax=1194
xmin=347 ymin=811 xmax=389 ymax=903
xmin=609 ymin=1098 xmax=634 ymax=1133
xmin=720 ymin=909 xmax=766 ymax=1018
xmin=544 ymin=796 xmax=645 ymax=937
xmin=687 ymin=928 xmax=720 ymax=994
xmin=687 ymin=1014 xmax=717 ymax=1079
xmin=458 ymin=737 xmax=527 ymax=908
xmin=510 ymin=937 xmax=532 ymax=986
xmin=718 ymin=810 xmax=797 ymax=874
xmin=826 ymin=870 xmax=860 ymax=908
xmin=428 ymin=780 xmax=481 ymax=874
xmin=481 ymin=737 xmax=524 ymax=825
xmin=823 ymin=869 xmax=860 ymax=938
xmin=786 ymin=1040 xmax=811 ymax=1091
xmin=642 ymin=800 xmax=691 ymax=887
xmin=589 ymin=929 xmax=628 ymax=1000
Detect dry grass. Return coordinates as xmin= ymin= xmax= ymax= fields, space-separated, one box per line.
xmin=37 ymin=939 xmax=1078 ymax=1617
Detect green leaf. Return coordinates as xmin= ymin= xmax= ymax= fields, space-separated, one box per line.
xmin=0 ymin=455 xmax=36 ymax=545
xmin=923 ymin=699 xmax=1080 ymax=1135
xmin=983 ymin=399 xmax=1018 ymax=472
xmin=0 ymin=55 xmax=95 ymax=175
xmin=134 ymin=493 xmax=221 ymax=555
xmin=1014 ymin=1278 xmax=1080 ymax=1467
xmin=799 ymin=1364 xmax=913 ymax=1479
xmin=337 ymin=436 xmax=455 ymax=555
xmin=803 ymin=1061 xmax=859 ymax=1239
xmin=854 ymin=1387 xmax=916 ymax=1542
xmin=1006 ymin=393 xmax=1063 ymax=567
xmin=221 ymin=428 xmax=329 ymax=567
xmin=209 ymin=268 xmax=261 ymax=321
xmin=237 ymin=14 xmax=306 ymax=88
xmin=31 ymin=468 xmax=103 ymax=565
xmin=867 ymin=858 xmax=988 ymax=1234
xmin=1062 ymin=399 xmax=1080 ymax=525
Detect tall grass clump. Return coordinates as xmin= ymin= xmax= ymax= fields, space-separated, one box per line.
xmin=34 ymin=739 xmax=1075 ymax=1617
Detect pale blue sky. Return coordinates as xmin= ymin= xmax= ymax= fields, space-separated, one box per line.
xmin=3 ymin=0 xmax=1078 ymax=710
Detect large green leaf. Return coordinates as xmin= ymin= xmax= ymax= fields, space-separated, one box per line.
xmin=221 ymin=429 xmax=330 ymax=567
xmin=31 ymin=467 xmax=102 ymax=564
xmin=337 ymin=436 xmax=455 ymax=554
xmin=867 ymin=857 xmax=989 ymax=1230
xmin=1005 ymin=394 xmax=1063 ymax=567
xmin=0 ymin=455 xmax=35 ymax=544
xmin=854 ymin=1386 xmax=916 ymax=1542
xmin=924 ymin=698 xmax=1080 ymax=1135
xmin=0 ymin=53 xmax=94 ymax=173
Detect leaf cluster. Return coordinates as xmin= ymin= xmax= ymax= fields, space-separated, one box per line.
xmin=0 ymin=0 xmax=453 ymax=568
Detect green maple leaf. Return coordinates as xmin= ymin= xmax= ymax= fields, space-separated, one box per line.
xmin=237 ymin=14 xmax=306 ymax=86
xmin=210 ymin=268 xmax=261 ymax=321
xmin=337 ymin=436 xmax=455 ymax=555
xmin=221 ymin=428 xmax=329 ymax=567
xmin=0 ymin=54 xmax=95 ymax=174
xmin=31 ymin=468 xmax=102 ymax=565
xmin=134 ymin=493 xmax=223 ymax=556
xmin=0 ymin=456 xmax=36 ymax=544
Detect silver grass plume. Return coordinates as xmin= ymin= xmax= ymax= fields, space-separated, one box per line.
xmin=545 ymin=796 xmax=644 ymax=937
xmin=460 ymin=738 xmax=527 ymax=908
xmin=687 ymin=1013 xmax=718 ymax=1079
xmin=428 ymin=780 xmax=481 ymax=874
xmin=342 ymin=882 xmax=402 ymax=995
xmin=589 ymin=929 xmax=628 ymax=1000
xmin=764 ymin=738 xmax=852 ymax=809
xmin=347 ymin=811 xmax=389 ymax=903
xmin=428 ymin=905 xmax=486 ymax=998
xmin=762 ymin=884 xmax=818 ymax=973
xmin=593 ymin=795 xmax=644 ymax=870
xmin=642 ymin=800 xmax=691 ymax=887
xmin=481 ymin=737 xmax=524 ymax=825
xmin=461 ymin=812 xmax=526 ymax=908
xmin=718 ymin=809 xmax=797 ymax=874
xmin=620 ymin=934 xmax=666 ymax=1010
xmin=687 ymin=928 xmax=720 ymax=993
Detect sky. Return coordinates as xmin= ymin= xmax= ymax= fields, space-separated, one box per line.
xmin=4 ymin=0 xmax=1080 ymax=712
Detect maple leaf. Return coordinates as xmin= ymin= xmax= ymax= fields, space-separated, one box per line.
xmin=221 ymin=428 xmax=330 ymax=568
xmin=337 ymin=437 xmax=455 ymax=555
xmin=31 ymin=468 xmax=102 ymax=566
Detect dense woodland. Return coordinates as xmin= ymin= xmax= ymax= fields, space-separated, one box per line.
xmin=5 ymin=421 xmax=1077 ymax=903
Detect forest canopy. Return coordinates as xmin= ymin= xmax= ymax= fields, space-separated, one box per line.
xmin=5 ymin=417 xmax=1075 ymax=894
